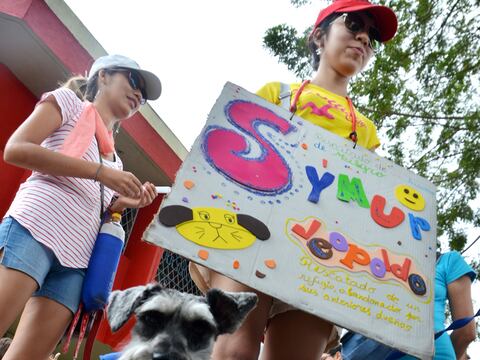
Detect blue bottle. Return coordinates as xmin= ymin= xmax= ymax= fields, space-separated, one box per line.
xmin=82 ymin=212 xmax=125 ymax=312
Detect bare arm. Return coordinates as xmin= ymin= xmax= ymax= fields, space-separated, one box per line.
xmin=447 ymin=275 xmax=476 ymax=359
xmin=109 ymin=181 xmax=158 ymax=213
xmin=4 ymin=98 xmax=143 ymax=199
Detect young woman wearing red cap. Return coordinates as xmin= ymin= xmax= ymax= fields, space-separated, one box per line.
xmin=207 ymin=1 xmax=399 ymax=359
xmin=0 ymin=54 xmax=160 ymax=359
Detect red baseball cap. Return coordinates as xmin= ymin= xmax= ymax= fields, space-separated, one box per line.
xmin=312 ymin=0 xmax=398 ymax=42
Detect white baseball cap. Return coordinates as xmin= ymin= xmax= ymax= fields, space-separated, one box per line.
xmin=88 ymin=54 xmax=162 ymax=100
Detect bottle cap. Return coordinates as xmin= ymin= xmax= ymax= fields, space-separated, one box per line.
xmin=111 ymin=212 xmax=122 ymax=222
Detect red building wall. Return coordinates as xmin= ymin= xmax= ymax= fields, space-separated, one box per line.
xmin=0 ymin=0 xmax=184 ymax=349
xmin=0 ymin=64 xmax=35 ymax=217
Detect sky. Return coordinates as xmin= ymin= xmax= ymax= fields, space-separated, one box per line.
xmin=64 ymin=0 xmax=323 ymax=149
xmin=64 ymin=0 xmax=479 ymax=355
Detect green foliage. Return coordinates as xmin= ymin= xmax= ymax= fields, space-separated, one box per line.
xmin=471 ymin=257 xmax=480 ymax=281
xmin=264 ymin=25 xmax=311 ymax=77
xmin=263 ymin=0 xmax=480 ymax=251
xmin=290 ymin=0 xmax=312 ymax=6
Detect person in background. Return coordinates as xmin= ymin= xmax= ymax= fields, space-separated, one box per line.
xmin=0 ymin=54 xmax=160 ymax=360
xmin=398 ymin=251 xmax=476 ymax=360
xmin=341 ymin=251 xmax=477 ymax=360
xmin=320 ymin=345 xmax=343 ymax=360
xmin=190 ymin=1 xmax=399 ymax=359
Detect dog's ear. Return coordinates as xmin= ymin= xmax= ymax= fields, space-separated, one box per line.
xmin=158 ymin=205 xmax=193 ymax=226
xmin=206 ymin=289 xmax=258 ymax=334
xmin=107 ymin=283 xmax=163 ymax=332
xmin=236 ymin=214 xmax=270 ymax=240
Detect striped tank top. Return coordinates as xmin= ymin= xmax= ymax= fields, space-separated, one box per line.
xmin=5 ymin=87 xmax=123 ymax=268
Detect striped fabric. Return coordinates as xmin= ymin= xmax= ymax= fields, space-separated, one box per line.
xmin=5 ymin=88 xmax=123 ymax=268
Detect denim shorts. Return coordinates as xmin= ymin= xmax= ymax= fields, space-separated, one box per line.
xmin=341 ymin=332 xmax=398 ymax=360
xmin=0 ymin=217 xmax=86 ymax=313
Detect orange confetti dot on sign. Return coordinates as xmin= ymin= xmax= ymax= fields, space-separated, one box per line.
xmin=301 ymin=143 xmax=308 ymax=150
xmin=198 ymin=250 xmax=209 ymax=260
xmin=184 ymin=180 xmax=195 ymax=189
xmin=233 ymin=260 xmax=240 ymax=269
xmin=322 ymin=159 xmax=328 ymax=168
xmin=264 ymin=259 xmax=277 ymax=269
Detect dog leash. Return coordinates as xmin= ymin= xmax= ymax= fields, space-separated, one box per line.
xmin=61 ymin=302 xmax=83 ymax=354
xmin=385 ymin=308 xmax=480 ymax=360
xmin=62 ymin=303 xmax=94 ymax=360
xmin=434 ymin=308 xmax=480 ymax=339
xmin=83 ymin=310 xmax=104 ymax=360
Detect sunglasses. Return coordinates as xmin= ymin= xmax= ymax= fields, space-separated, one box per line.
xmin=109 ymin=68 xmax=147 ymax=105
xmin=336 ymin=13 xmax=381 ymax=51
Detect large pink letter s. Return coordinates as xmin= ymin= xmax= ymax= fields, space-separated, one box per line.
xmin=203 ymin=100 xmax=296 ymax=194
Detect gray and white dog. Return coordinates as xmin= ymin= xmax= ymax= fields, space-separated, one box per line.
xmin=107 ymin=283 xmax=258 ymax=360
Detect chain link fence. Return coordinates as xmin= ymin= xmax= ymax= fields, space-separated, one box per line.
xmin=120 ymin=207 xmax=138 ymax=251
xmin=156 ymin=250 xmax=202 ymax=296
xmin=122 ymin=207 xmax=201 ymax=295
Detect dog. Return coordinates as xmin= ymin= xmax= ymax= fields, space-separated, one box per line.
xmin=107 ymin=283 xmax=257 ymax=360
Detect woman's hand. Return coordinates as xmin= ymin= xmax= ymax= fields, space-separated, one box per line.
xmin=96 ymin=165 xmax=144 ymax=199
xmin=109 ymin=181 xmax=158 ymax=212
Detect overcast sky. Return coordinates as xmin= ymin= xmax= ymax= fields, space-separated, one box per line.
xmin=64 ymin=0 xmax=479 ymax=354
xmin=64 ymin=0 xmax=324 ymax=149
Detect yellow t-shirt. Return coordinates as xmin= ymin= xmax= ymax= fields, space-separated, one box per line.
xmin=256 ymin=82 xmax=380 ymax=150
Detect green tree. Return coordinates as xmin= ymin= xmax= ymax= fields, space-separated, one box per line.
xmin=264 ymin=0 xmax=480 ymax=252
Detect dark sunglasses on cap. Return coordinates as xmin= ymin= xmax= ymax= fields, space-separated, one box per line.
xmin=108 ymin=67 xmax=147 ymax=105
xmin=335 ymin=13 xmax=381 ymax=51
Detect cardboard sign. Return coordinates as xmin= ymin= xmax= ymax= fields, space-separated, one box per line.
xmin=144 ymin=82 xmax=436 ymax=358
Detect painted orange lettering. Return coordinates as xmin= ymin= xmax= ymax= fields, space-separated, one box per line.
xmin=340 ymin=244 xmax=371 ymax=269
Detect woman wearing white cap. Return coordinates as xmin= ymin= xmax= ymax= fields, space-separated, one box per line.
xmin=0 ymin=54 xmax=161 ymax=359
xmin=204 ymin=1 xmax=399 ymax=359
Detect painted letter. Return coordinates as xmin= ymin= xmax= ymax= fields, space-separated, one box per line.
xmin=203 ymin=100 xmax=296 ymax=194
xmin=340 ymin=244 xmax=371 ymax=269
xmin=370 ymin=195 xmax=405 ymax=228
xmin=337 ymin=174 xmax=370 ymax=208
xmin=291 ymin=220 xmax=321 ymax=240
xmin=370 ymin=258 xmax=387 ymax=278
xmin=329 ymin=231 xmax=348 ymax=252
xmin=381 ymin=249 xmax=391 ymax=271
xmin=308 ymin=238 xmax=333 ymax=260
xmin=408 ymin=213 xmax=431 ymax=240
xmin=390 ymin=258 xmax=412 ymax=282
xmin=305 ymin=166 xmax=335 ymax=204
xmin=408 ymin=273 xmax=427 ymax=296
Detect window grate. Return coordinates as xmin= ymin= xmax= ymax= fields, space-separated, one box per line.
xmin=121 ymin=207 xmax=138 ymax=250
xmin=156 ymin=250 xmax=202 ymax=296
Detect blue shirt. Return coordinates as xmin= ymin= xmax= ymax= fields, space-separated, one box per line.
xmin=401 ymin=251 xmax=475 ymax=359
